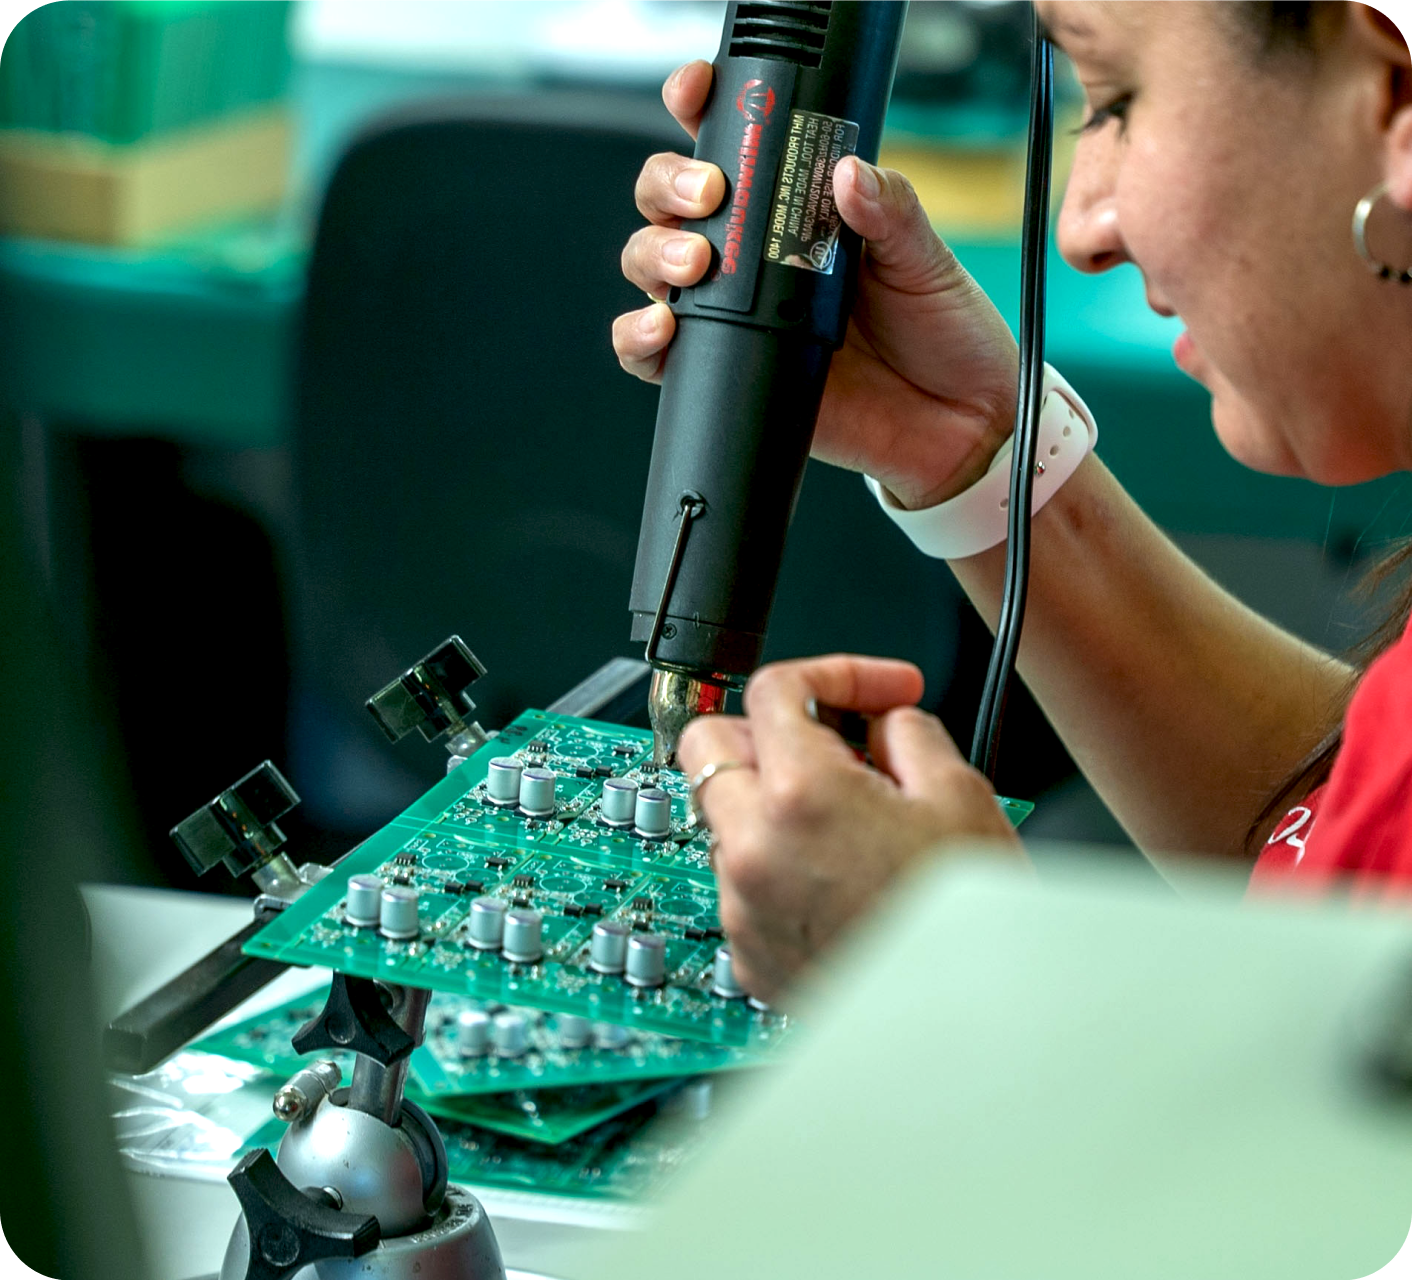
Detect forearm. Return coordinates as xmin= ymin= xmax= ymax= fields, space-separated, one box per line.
xmin=948 ymin=455 xmax=1352 ymax=860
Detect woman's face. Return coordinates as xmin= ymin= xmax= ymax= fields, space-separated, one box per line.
xmin=1039 ymin=1 xmax=1412 ymax=483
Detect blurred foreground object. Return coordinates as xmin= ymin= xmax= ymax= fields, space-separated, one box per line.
xmin=0 ymin=1 xmax=292 ymax=244
xmin=590 ymin=855 xmax=1412 ymax=1278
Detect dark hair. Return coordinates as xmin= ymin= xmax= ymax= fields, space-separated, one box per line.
xmin=1238 ymin=0 xmax=1411 ymax=853
xmin=1236 ymin=1 xmax=1344 ymax=55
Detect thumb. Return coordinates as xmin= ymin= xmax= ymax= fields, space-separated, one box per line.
xmin=834 ymin=157 xmax=964 ymax=296
xmin=869 ymin=705 xmax=969 ymax=797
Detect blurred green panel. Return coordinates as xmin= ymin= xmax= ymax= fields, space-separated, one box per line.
xmin=0 ymin=1 xmax=292 ymax=144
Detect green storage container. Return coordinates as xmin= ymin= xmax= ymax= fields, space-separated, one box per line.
xmin=0 ymin=1 xmax=292 ymax=144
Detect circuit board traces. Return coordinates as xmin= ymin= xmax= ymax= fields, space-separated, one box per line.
xmin=246 ymin=710 xmax=1031 ymax=1045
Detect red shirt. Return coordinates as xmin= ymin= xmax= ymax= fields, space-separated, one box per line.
xmin=1250 ymin=612 xmax=1412 ymax=893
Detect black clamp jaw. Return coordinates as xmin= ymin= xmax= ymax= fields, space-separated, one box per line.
xmin=291 ymin=973 xmax=415 ymax=1066
xmin=366 ymin=635 xmax=489 ymax=758
xmin=227 ymin=1149 xmax=379 ymax=1280
xmin=107 ymin=762 xmax=324 ymax=1075
xmin=170 ymin=760 xmax=300 ymax=882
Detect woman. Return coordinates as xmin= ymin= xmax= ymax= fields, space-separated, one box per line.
xmin=612 ymin=1 xmax=1412 ymax=1000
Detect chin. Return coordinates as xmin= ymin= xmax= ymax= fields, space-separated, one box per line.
xmin=1210 ymin=400 xmax=1305 ymax=479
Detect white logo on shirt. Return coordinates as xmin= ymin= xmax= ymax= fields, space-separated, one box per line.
xmin=1270 ymin=806 xmax=1314 ymax=865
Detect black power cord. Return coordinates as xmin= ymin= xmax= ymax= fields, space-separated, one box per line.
xmin=969 ymin=17 xmax=1055 ymax=783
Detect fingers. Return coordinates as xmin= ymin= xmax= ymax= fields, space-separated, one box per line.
xmin=612 ymin=303 xmax=675 ymax=383
xmin=620 ymin=224 xmax=713 ymax=299
xmin=634 ymin=152 xmax=726 ymax=227
xmin=867 ymin=705 xmax=966 ymax=797
xmin=678 ymin=713 xmax=757 ymax=777
xmin=832 ymin=156 xmax=964 ymax=296
xmin=662 ymin=60 xmax=714 ymax=140
xmin=743 ymin=655 xmax=925 ymax=769
xmin=677 ymin=713 xmax=759 ymax=837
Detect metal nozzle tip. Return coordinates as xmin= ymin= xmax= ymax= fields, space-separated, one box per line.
xmin=648 ymin=669 xmax=728 ymax=768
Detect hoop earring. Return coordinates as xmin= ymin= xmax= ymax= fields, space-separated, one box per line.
xmin=1352 ymin=182 xmax=1412 ymax=284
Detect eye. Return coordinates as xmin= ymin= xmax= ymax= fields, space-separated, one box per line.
xmin=1072 ymin=93 xmax=1133 ymax=136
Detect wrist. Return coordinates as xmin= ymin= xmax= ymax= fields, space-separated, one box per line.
xmin=865 ymin=366 xmax=1098 ymax=560
xmin=886 ymin=414 xmax=1015 ymax=511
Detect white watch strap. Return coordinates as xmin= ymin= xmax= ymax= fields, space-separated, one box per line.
xmin=864 ymin=365 xmax=1097 ymax=560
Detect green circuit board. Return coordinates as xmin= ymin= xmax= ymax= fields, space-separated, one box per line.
xmin=197 ymin=986 xmax=782 ymax=1097
xmin=193 ymin=994 xmax=679 ymax=1144
xmin=246 ymin=710 xmax=1032 ymax=1045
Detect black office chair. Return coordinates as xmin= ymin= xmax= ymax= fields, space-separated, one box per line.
xmin=288 ymin=91 xmax=969 ymax=829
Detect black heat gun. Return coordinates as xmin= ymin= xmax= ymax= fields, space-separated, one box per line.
xmin=629 ymin=0 xmax=908 ymax=763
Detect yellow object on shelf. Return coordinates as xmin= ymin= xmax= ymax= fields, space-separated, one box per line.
xmin=0 ymin=103 xmax=291 ymax=246
xmin=878 ymin=120 xmax=1077 ymax=237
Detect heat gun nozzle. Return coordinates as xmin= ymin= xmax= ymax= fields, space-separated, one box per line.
xmin=647 ymin=668 xmax=729 ymax=769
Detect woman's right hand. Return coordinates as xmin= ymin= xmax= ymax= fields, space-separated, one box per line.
xmin=613 ymin=61 xmax=1022 ymax=511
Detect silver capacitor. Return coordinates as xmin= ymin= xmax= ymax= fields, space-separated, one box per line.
xmin=588 ymin=920 xmax=630 ymax=974
xmin=378 ymin=886 xmax=419 ymax=940
xmin=485 ymin=757 xmax=523 ymax=807
xmin=518 ymin=767 xmax=557 ymax=817
xmin=633 ymin=787 xmax=672 ymax=839
xmin=502 ymin=907 xmax=544 ymax=963
xmin=466 ymin=896 xmax=507 ymax=950
xmin=599 ymin=777 xmax=639 ymax=827
xmin=711 ymin=945 xmax=745 ymax=999
xmin=456 ymin=1008 xmax=491 ymax=1057
xmin=593 ymin=1022 xmax=630 ymax=1050
xmin=625 ymin=933 xmax=667 ymax=988
xmin=491 ymin=1011 xmax=528 ymax=1057
xmin=556 ymin=1014 xmax=592 ymax=1050
xmin=345 ymin=874 xmax=383 ymax=927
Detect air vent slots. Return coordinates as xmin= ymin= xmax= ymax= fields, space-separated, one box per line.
xmin=728 ymin=2 xmax=832 ymax=67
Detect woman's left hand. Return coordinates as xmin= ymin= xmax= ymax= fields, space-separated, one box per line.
xmin=678 ymin=655 xmax=1024 ymax=1002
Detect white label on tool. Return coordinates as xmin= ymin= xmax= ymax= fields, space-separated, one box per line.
xmin=765 ymin=109 xmax=860 ymax=274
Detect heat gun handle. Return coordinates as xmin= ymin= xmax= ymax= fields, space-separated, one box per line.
xmin=628 ymin=319 xmax=829 ymax=676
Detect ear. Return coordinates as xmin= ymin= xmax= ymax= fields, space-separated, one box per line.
xmin=1350 ymin=5 xmax=1412 ymax=208
xmin=1344 ymin=3 xmax=1412 ymax=61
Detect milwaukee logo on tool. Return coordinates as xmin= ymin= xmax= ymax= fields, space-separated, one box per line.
xmin=720 ymin=80 xmax=775 ymax=276
xmin=736 ymin=79 xmax=776 ymax=124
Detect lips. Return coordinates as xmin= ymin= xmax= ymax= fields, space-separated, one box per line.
xmin=1172 ymin=330 xmax=1197 ymax=371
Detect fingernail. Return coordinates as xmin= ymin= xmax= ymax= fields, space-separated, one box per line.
xmin=851 ymin=159 xmax=881 ymax=200
xmin=638 ymin=306 xmax=662 ymax=334
xmin=662 ymin=236 xmax=694 ymax=266
xmin=675 ymin=166 xmax=709 ymax=203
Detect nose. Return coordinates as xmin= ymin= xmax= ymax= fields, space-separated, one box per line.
xmin=1056 ymin=140 xmax=1127 ymax=274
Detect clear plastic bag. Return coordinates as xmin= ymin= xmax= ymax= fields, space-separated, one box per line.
xmin=110 ymin=1050 xmax=278 ymax=1181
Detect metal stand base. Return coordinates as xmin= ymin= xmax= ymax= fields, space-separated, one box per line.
xmin=220 ymin=1185 xmax=504 ymax=1280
